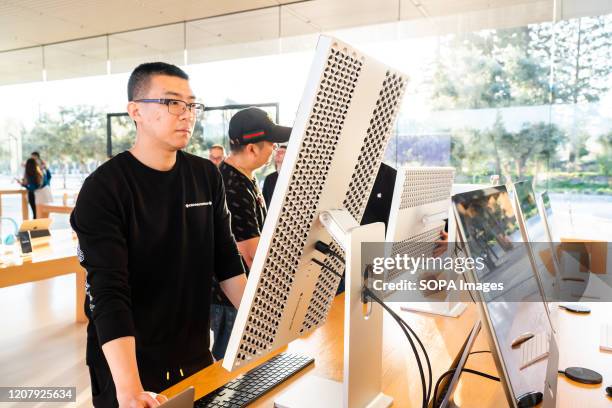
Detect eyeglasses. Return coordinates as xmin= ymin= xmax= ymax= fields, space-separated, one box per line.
xmin=133 ymin=98 xmax=205 ymax=116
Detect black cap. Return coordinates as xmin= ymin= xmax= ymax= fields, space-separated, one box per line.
xmin=228 ymin=107 xmax=291 ymax=146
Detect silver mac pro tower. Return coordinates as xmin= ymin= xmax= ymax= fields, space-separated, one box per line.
xmin=222 ymin=35 xmax=407 ymax=408
xmin=384 ymin=166 xmax=467 ymax=317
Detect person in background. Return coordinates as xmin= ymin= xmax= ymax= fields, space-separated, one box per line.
xmin=210 ymin=107 xmax=290 ymax=360
xmin=70 ymin=62 xmax=247 ymax=408
xmin=262 ymin=144 xmax=287 ymax=208
xmin=208 ymin=144 xmax=226 ymax=167
xmin=31 ymin=151 xmax=52 ymax=187
xmin=17 ymin=158 xmax=43 ymax=218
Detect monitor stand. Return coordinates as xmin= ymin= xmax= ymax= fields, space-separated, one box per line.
xmin=401 ymin=301 xmax=467 ymax=318
xmin=275 ymin=210 xmax=392 ymax=408
xmin=429 ymin=320 xmax=481 ymax=408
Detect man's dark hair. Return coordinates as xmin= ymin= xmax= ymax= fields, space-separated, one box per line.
xmin=127 ymin=62 xmax=189 ymax=101
xmin=31 ymin=151 xmax=40 ymax=158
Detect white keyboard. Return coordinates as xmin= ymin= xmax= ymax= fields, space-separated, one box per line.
xmin=520 ymin=332 xmax=550 ymax=369
xmin=601 ymin=324 xmax=612 ymax=352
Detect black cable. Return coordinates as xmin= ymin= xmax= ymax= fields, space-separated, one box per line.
xmin=312 ymin=253 xmax=433 ymax=407
xmin=381 ymin=299 xmax=429 ymax=408
xmin=373 ymin=289 xmax=433 ymax=405
xmin=364 ymin=287 xmax=432 ymax=408
xmin=432 ymin=368 xmax=500 ymax=407
xmin=314 ymin=240 xmax=345 ymax=263
xmin=316 ymin=257 xmax=430 ymax=408
xmin=315 ymin=247 xmax=434 ymax=406
xmin=432 ymin=369 xmax=455 ymax=407
xmin=462 ymin=368 xmax=500 ymax=382
xmin=316 ymin=235 xmax=492 ymax=405
xmin=311 ymin=258 xmax=342 ymax=278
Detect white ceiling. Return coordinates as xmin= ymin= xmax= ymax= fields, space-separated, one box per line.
xmin=0 ymin=0 xmax=609 ymax=85
xmin=0 ymin=0 xmax=301 ymax=52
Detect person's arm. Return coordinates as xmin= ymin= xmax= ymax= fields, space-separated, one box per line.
xmin=211 ymin=164 xmax=247 ymax=305
xmin=71 ymin=176 xmax=165 ymax=407
xmin=236 ymin=237 xmax=259 ymax=269
xmin=102 ymin=337 xmax=167 ymax=407
xmin=219 ymin=274 xmax=248 ymax=309
xmin=223 ymin=175 xmax=264 ymax=271
xmin=433 ymin=230 xmax=449 ymax=258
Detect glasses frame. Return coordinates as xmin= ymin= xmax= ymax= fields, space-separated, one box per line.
xmin=133 ymin=98 xmax=205 ymax=116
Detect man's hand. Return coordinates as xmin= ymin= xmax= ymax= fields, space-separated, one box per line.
xmin=117 ymin=390 xmax=168 ymax=408
xmin=101 ymin=337 xmax=169 ymax=408
xmin=433 ymin=230 xmax=449 ymax=258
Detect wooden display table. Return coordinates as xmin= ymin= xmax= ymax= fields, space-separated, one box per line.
xmin=0 ymin=188 xmax=29 ymax=220
xmin=0 ymin=229 xmax=86 ymax=323
xmin=163 ymin=294 xmax=612 ymax=407
xmin=36 ymin=202 xmax=75 ymax=219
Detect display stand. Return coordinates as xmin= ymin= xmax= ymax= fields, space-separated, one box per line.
xmin=275 ymin=210 xmax=392 ymax=408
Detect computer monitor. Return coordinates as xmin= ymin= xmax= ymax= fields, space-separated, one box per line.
xmin=384 ymin=166 xmax=467 ymax=317
xmin=222 ymin=35 xmax=408 ymax=407
xmin=512 ymin=181 xmax=559 ymax=317
xmin=540 ymin=192 xmax=559 ymax=242
xmin=513 ymin=181 xmax=548 ymax=242
xmin=158 ymin=387 xmax=194 ymax=408
xmin=539 ymin=191 xmax=609 ymax=304
xmin=539 ymin=192 xmax=571 ymax=283
xmin=452 ymin=186 xmax=558 ymax=408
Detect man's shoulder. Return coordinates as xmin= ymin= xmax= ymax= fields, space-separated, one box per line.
xmin=219 ymin=163 xmax=250 ymax=194
xmin=90 ymin=150 xmax=130 ymax=176
xmin=79 ymin=151 xmax=135 ymax=195
xmin=218 ymin=161 xmax=243 ymax=181
xmin=83 ymin=152 xmax=129 ymax=185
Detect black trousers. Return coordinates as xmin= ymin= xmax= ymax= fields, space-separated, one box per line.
xmin=27 ymin=190 xmax=36 ymax=218
xmin=88 ymin=353 xmax=213 ymax=408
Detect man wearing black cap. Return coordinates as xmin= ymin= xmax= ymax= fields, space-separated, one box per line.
xmin=210 ymin=107 xmax=291 ymax=360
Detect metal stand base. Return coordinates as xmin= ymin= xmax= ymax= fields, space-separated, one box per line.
xmin=400 ymin=301 xmax=467 ymax=318
xmin=274 ymin=376 xmax=392 ymax=408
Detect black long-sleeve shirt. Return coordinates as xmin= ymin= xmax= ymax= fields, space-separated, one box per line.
xmin=262 ymin=171 xmax=278 ymax=209
xmin=70 ymin=151 xmax=245 ymax=382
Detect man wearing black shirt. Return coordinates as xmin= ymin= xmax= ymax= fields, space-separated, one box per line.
xmin=210 ymin=107 xmax=290 ymax=360
xmin=262 ymin=144 xmax=286 ymax=208
xmin=70 ymin=62 xmax=247 ymax=408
